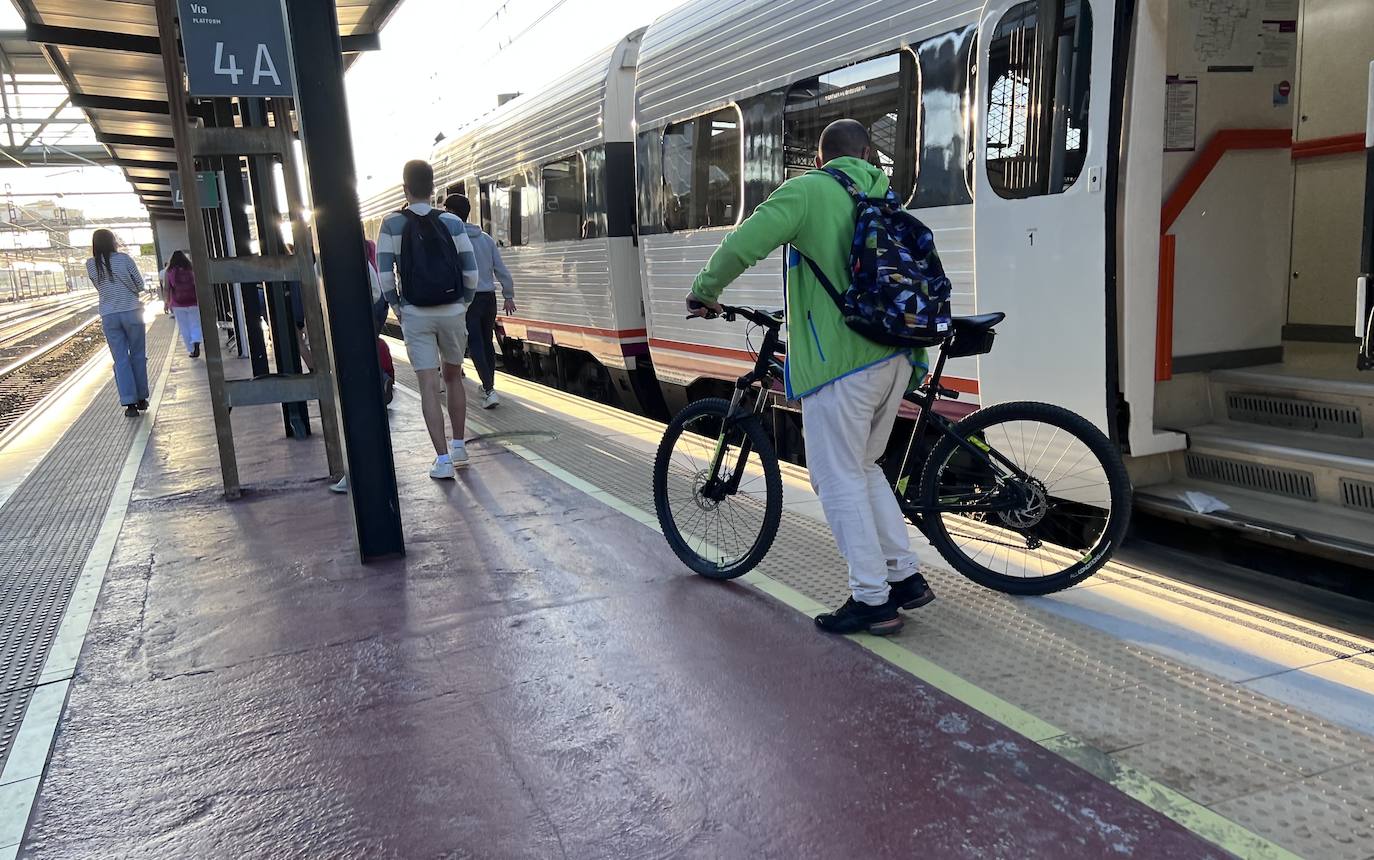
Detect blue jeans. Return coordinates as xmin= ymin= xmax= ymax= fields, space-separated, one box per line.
xmin=102 ymin=309 xmax=149 ymax=406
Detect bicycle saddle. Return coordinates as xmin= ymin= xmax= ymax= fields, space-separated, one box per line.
xmin=952 ymin=312 xmax=1005 ymax=333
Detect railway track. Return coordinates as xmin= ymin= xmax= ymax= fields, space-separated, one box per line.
xmin=0 ymin=294 xmax=110 ymax=437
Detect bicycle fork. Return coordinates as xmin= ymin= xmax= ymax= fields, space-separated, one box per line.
xmin=705 ymin=387 xmax=766 ymax=500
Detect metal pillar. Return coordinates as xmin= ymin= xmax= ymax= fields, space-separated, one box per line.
xmin=213 ymin=98 xmax=270 ymax=376
xmin=155 ymin=0 xmax=344 ymax=497
xmin=243 ymin=98 xmax=310 ymax=435
xmin=154 ymin=0 xmax=239 ymax=495
xmin=284 ymin=0 xmax=404 ymax=560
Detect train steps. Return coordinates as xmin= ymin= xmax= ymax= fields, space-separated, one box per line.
xmin=1136 ymin=366 xmax=1374 ymax=564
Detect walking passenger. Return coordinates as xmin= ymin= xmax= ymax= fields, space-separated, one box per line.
xmin=378 ymin=160 xmax=479 ymax=478
xmin=686 ymin=119 xmax=934 ymax=635
xmin=165 ymin=251 xmax=203 ymax=358
xmin=444 ymin=194 xmax=515 ymax=408
xmin=87 ymin=229 xmax=150 ymax=417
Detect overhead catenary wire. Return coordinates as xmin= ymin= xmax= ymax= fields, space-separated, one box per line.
xmin=484 ymin=0 xmax=573 ymax=61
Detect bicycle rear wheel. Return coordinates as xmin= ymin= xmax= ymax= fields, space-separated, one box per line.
xmin=917 ymin=401 xmax=1131 ymax=595
xmin=653 ymin=398 xmax=783 ymax=579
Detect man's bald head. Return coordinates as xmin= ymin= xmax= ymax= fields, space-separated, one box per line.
xmin=817 ymin=119 xmax=870 ymax=165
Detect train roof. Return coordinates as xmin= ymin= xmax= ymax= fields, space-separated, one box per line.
xmin=432 ymin=28 xmax=645 ymax=187
xmin=635 ymin=0 xmax=982 ymax=129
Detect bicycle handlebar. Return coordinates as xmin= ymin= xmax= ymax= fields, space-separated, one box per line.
xmin=687 ymin=299 xmax=784 ymax=329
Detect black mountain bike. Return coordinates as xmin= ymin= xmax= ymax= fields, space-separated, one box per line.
xmin=651 ymin=305 xmax=1132 ymax=595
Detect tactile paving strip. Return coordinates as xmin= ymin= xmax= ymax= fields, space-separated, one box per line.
xmin=0 ymin=319 xmax=171 ymax=777
xmin=394 ymin=359 xmax=1374 ymax=859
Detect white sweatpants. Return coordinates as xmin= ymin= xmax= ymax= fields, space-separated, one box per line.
xmin=172 ymin=306 xmax=201 ymax=354
xmin=801 ymin=355 xmax=920 ymax=606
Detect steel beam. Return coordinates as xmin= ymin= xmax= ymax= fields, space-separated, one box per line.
xmin=27 ymin=23 xmax=379 ymax=55
xmin=190 ymin=126 xmax=278 ymax=158
xmin=97 ymin=131 xmax=176 ymax=149
xmin=69 ymin=94 xmax=169 ymax=114
xmin=286 ymin=0 xmax=404 ymax=560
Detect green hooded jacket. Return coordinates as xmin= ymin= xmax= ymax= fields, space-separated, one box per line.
xmin=689 ymin=156 xmax=928 ymax=399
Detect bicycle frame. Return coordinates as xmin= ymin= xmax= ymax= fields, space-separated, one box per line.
xmin=697 ymin=306 xmax=1031 ymax=524
xmin=894 ymin=347 xmax=1034 ymax=526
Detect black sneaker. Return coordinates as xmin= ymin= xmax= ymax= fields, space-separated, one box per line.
xmin=123 ymin=404 xmax=139 ymax=417
xmin=814 ymin=597 xmax=903 ymax=636
xmin=136 ymin=399 xmax=149 ymax=412
xmin=888 ymin=573 xmax=936 ymax=611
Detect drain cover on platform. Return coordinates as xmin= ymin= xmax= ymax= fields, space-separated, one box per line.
xmin=468 ymin=431 xmax=559 ymax=446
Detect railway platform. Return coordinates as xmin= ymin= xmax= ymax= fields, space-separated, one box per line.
xmin=1 ymin=330 xmax=1374 ymax=859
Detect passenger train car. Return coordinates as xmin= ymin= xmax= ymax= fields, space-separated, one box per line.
xmin=361 ymin=31 xmax=664 ymax=417
xmin=362 ymin=0 xmax=1374 ymax=560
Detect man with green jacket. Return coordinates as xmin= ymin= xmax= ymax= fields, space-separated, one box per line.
xmin=688 ymin=119 xmax=934 ymax=636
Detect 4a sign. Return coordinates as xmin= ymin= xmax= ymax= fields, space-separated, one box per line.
xmin=177 ymin=0 xmax=293 ymax=97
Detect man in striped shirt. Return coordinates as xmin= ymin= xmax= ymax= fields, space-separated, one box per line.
xmin=377 ymin=160 xmax=480 ymax=478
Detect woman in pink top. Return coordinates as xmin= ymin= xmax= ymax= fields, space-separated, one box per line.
xmin=165 ymin=251 xmax=202 ymax=358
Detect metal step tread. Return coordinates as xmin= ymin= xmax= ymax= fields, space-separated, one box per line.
xmin=1185 ymin=423 xmax=1374 ymax=475
xmin=1136 ymin=482 xmax=1374 ymax=559
xmin=1212 ymin=366 xmax=1374 ymax=401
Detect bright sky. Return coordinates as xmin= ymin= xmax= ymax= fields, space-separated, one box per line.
xmin=346 ymin=0 xmax=682 ymax=197
xmin=0 ymin=0 xmax=683 ymax=221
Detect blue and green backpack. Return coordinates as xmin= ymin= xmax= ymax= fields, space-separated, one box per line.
xmin=799 ymin=167 xmax=953 ymax=348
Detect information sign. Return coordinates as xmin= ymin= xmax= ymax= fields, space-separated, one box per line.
xmin=176 ymin=0 xmax=294 ymax=97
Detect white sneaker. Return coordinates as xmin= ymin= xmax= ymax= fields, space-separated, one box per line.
xmin=448 ymin=440 xmax=470 ymax=468
xmin=482 ymin=389 xmax=501 ymax=409
xmin=329 ymin=476 xmax=349 ymax=494
xmin=429 ymin=455 xmax=456 ymax=479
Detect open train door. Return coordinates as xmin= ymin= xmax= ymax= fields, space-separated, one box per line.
xmin=973 ymin=0 xmax=1121 ymax=435
xmin=1361 ymin=61 xmax=1374 ymax=371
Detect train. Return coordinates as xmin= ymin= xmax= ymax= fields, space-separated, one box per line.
xmin=361 ymin=0 xmax=1374 ymax=559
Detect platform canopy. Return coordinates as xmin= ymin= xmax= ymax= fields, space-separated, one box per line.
xmin=10 ymin=0 xmax=400 ymax=219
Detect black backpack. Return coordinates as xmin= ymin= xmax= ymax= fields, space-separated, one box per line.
xmin=396 ymin=209 xmax=462 ymax=307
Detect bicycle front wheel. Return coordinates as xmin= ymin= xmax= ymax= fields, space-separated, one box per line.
xmin=653 ymin=398 xmax=783 ymax=579
xmin=917 ymin=401 xmax=1132 ymax=595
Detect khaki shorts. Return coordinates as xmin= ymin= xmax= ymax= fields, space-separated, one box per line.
xmin=400 ymin=310 xmax=468 ymax=371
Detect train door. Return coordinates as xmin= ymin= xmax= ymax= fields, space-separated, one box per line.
xmin=973 ymin=0 xmax=1117 ymax=433
xmin=1288 ymin=3 xmax=1374 ymax=357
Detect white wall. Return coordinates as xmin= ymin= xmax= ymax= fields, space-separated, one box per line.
xmin=1287 ymin=0 xmax=1374 ymax=329
xmin=153 ymin=217 xmax=189 ymax=269
xmin=1163 ymin=0 xmax=1297 ymax=361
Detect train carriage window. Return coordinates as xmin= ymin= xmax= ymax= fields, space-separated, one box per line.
xmin=984 ymin=0 xmax=1093 ymax=198
xmin=660 ymin=107 xmax=742 ymax=232
xmin=912 ymin=26 xmax=977 ymax=208
xmin=663 ymin=120 xmax=695 ymax=231
xmin=785 ymin=53 xmax=917 ymax=200
xmin=519 ymin=169 xmax=542 ymax=244
xmin=542 ymin=154 xmax=586 ymax=242
xmin=488 ymin=179 xmax=512 ymax=246
xmin=582 ymin=146 xmax=608 ymax=239
xmin=494 ymin=172 xmax=537 ymax=247
xmin=479 ymin=183 xmax=493 ymax=236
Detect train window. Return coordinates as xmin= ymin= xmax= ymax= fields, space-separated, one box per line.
xmin=663 ymin=120 xmax=695 ymax=231
xmin=984 ymin=0 xmax=1093 ymax=198
xmin=582 ymin=146 xmax=607 ymax=239
xmin=479 ymin=183 xmax=493 ymax=236
xmin=542 ymin=155 xmax=585 ymax=242
xmin=446 ymin=181 xmax=466 ymax=198
xmin=912 ymin=26 xmax=977 ymax=208
xmin=661 ymin=107 xmax=743 ymax=232
xmin=519 ymin=170 xmax=542 ymax=244
xmin=489 ymin=178 xmax=513 ymax=246
xmin=784 ymin=53 xmax=917 ymax=200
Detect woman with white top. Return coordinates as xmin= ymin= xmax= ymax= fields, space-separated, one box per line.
xmin=86 ymin=229 xmax=149 ymax=417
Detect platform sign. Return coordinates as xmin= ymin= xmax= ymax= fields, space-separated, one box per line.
xmin=169 ymin=170 xmax=221 ymax=209
xmin=176 ymin=0 xmax=293 ymax=97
